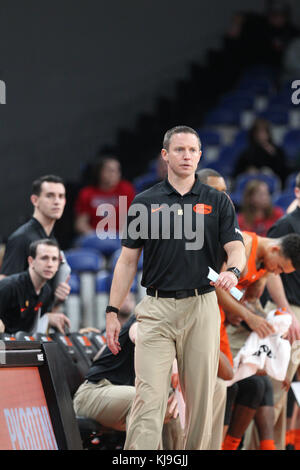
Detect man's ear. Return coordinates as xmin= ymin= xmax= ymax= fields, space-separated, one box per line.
xmin=161 ymin=148 xmax=168 ymax=164
xmin=30 ymin=194 xmax=38 ymax=207
xmin=270 ymin=245 xmax=281 ymax=254
xmin=28 ymin=256 xmax=33 ymax=267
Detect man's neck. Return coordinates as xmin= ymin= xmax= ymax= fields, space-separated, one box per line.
xmin=167 ymin=173 xmax=196 ymax=196
xmin=33 ymin=211 xmax=55 ymax=236
xmin=28 ymin=267 xmax=46 ymax=295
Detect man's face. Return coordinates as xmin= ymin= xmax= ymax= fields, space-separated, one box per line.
xmin=31 ymin=182 xmax=66 ymax=220
xmin=263 ymin=247 xmax=295 ymax=275
xmin=206 ymin=176 xmax=227 ymax=192
xmin=161 ymin=133 xmax=201 ymax=178
xmin=29 ymin=244 xmax=60 ymax=280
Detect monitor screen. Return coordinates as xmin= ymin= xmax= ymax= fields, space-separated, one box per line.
xmin=0 ymin=367 xmax=58 ymax=450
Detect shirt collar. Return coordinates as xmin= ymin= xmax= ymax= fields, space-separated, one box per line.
xmin=31 ymin=217 xmax=54 ymax=237
xmin=162 ymin=175 xmax=202 ymax=196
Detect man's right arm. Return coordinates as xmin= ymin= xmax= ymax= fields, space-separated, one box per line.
xmin=106 ymin=246 xmax=142 ymax=355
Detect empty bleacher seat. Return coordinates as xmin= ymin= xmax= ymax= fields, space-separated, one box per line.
xmin=272 ymin=190 xmax=295 ymax=211
xmin=65 ymin=273 xmax=81 ymax=332
xmin=66 ymin=249 xmax=104 ymax=328
xmin=230 ymin=173 xmax=282 ymax=207
xmin=95 ymin=271 xmax=112 ymax=331
xmin=77 ymin=233 xmax=121 ymax=258
xmin=282 ymin=130 xmax=300 ymax=166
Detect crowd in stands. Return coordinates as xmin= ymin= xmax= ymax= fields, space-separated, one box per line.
xmin=1 ymin=0 xmax=300 ymax=451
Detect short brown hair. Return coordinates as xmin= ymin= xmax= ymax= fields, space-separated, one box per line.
xmin=163 ymin=126 xmax=201 ymax=151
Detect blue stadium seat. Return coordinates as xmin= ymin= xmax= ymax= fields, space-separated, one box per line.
xmin=233 ymin=173 xmax=281 ymax=195
xmin=78 ymin=233 xmax=121 ymax=258
xmin=197 ymin=130 xmax=221 ymax=146
xmin=259 ymin=107 xmax=289 ymax=125
xmin=65 ymin=249 xmax=103 ymax=272
xmin=69 ymin=273 xmax=80 ymax=294
xmin=284 ymin=172 xmax=298 ymax=190
xmin=204 ymin=108 xmax=241 ymax=126
xmin=272 ymin=190 xmax=295 ymax=211
xmin=219 ymin=91 xmax=255 ymax=111
xmin=237 ymin=77 xmax=274 ymax=95
xmin=95 ymin=271 xmax=112 ymax=294
xmin=282 ymin=130 xmax=300 ymax=162
xmin=134 ymin=173 xmax=158 ymax=193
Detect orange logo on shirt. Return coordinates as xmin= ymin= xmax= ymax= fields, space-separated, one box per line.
xmin=193 ymin=204 xmax=212 ymax=214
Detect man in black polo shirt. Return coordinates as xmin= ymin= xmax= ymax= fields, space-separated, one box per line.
xmin=0 ymin=239 xmax=71 ymax=334
xmin=105 ymin=126 xmax=246 ymax=450
xmin=0 ymin=175 xmax=70 ymax=308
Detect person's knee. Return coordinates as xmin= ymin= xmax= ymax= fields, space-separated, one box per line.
xmin=236 ymin=376 xmax=266 ymax=409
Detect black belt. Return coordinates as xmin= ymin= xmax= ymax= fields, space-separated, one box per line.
xmin=146 ymin=286 xmax=214 ymax=299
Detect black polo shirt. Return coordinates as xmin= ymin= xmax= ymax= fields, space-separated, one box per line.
xmin=0 ymin=271 xmax=52 ymax=334
xmin=121 ymin=176 xmax=243 ymax=291
xmin=86 ymin=315 xmax=136 ymax=386
xmin=1 ymin=217 xmax=56 ymax=276
xmin=267 ymin=206 xmax=300 ymax=306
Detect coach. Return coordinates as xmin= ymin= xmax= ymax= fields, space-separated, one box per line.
xmin=105 ymin=125 xmax=246 ymax=450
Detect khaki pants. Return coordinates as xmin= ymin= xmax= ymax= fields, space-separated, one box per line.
xmin=210 ymin=378 xmax=227 ymax=450
xmin=73 ymin=379 xmax=135 ymax=431
xmin=73 ymin=378 xmax=184 ymax=449
xmin=124 ymin=291 xmax=220 ymax=450
xmin=243 ymin=301 xmax=300 ymax=450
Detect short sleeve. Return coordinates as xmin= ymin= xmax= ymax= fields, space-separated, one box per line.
xmin=267 ymin=217 xmax=292 ymax=238
xmin=0 ymin=280 xmax=14 ymax=321
xmin=0 ymin=235 xmax=29 ymax=275
xmin=121 ymin=195 xmax=146 ymax=249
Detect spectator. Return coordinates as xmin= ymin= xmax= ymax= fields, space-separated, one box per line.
xmin=74 ymin=156 xmax=135 ymax=236
xmin=237 ymin=179 xmax=284 ymax=236
xmin=233 ymin=118 xmax=288 ymax=185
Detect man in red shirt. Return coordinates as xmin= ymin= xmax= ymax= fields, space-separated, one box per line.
xmin=75 ymin=157 xmax=136 ymax=235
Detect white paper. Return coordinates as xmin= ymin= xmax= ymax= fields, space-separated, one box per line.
xmin=207 ymin=267 xmax=243 ymax=301
xmin=291 ymin=382 xmax=300 ymax=407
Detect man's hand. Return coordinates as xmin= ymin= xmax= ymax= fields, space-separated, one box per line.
xmin=55 ymin=281 xmax=71 ymax=303
xmin=245 ymin=312 xmax=275 ymax=338
xmin=164 ymin=392 xmax=179 ymax=424
xmin=210 ymin=271 xmax=238 ymax=292
xmin=47 ymin=313 xmax=71 ymax=334
xmin=106 ymin=312 xmax=121 ymax=355
xmin=286 ymin=310 xmax=300 ymax=345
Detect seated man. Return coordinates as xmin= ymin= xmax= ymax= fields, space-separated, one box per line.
xmin=0 ymin=239 xmax=70 ymax=335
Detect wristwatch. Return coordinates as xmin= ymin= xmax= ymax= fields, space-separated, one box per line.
xmin=106 ymin=306 xmax=119 ymax=314
xmin=226 ymin=267 xmax=241 ymax=280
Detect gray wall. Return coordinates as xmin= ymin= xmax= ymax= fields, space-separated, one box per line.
xmin=0 ymin=0 xmax=291 ymax=237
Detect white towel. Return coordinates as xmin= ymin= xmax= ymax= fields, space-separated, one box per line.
xmin=227 ymin=309 xmax=292 ymax=385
